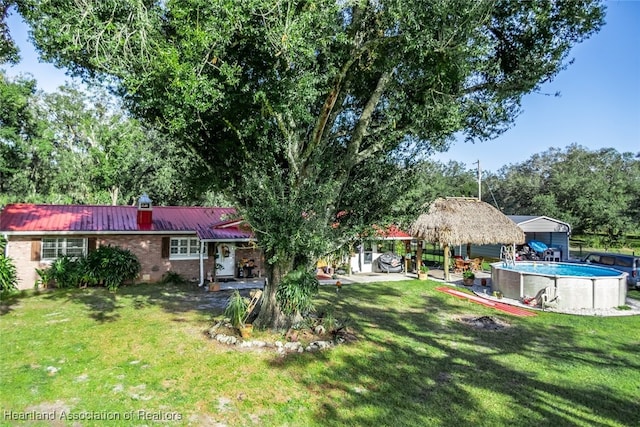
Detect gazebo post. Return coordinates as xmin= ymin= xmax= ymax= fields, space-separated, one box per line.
xmin=416 ymin=240 xmax=423 ymax=273
xmin=443 ymin=243 xmax=450 ymax=281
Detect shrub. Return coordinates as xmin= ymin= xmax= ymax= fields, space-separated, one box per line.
xmin=0 ymin=236 xmax=18 ymax=294
xmin=224 ymin=290 xmax=249 ymax=328
xmin=321 ymin=310 xmax=339 ymax=333
xmin=160 ymin=271 xmax=187 ymax=285
xmin=0 ymin=254 xmax=19 ymax=294
xmin=37 ymin=245 xmax=141 ymax=291
xmin=463 ymin=270 xmax=475 ymax=280
xmin=35 ymin=267 xmax=52 ymax=289
xmin=276 ymin=268 xmax=319 ymax=316
xmin=48 ymin=256 xmax=91 ymax=288
xmin=85 ymin=245 xmax=141 ymax=291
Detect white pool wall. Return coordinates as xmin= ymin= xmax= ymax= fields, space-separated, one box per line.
xmin=491 ymin=262 xmax=627 ymax=310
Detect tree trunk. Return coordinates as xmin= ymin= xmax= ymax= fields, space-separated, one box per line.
xmin=253 ymin=257 xmax=295 ymax=330
xmin=110 ymin=185 xmax=119 ymax=205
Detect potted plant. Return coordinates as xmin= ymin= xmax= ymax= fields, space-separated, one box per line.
xmin=224 ymin=290 xmax=252 ymax=337
xmin=208 ymin=262 xmax=224 ymax=292
xmin=462 ymin=270 xmax=475 ymax=286
xmin=418 ymin=265 xmax=429 ymax=280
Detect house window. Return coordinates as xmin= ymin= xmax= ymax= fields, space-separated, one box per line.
xmin=41 ymin=237 xmax=87 ymax=260
xmin=169 ymin=237 xmax=205 ymax=260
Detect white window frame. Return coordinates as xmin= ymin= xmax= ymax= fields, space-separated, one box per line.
xmin=41 ymin=237 xmax=88 ymax=261
xmin=169 ymin=237 xmax=207 ymax=260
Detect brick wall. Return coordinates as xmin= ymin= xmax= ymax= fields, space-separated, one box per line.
xmin=99 ymin=235 xmax=215 ymax=283
xmin=6 ymin=237 xmax=43 ymax=290
xmin=6 ymin=234 xmax=223 ymax=290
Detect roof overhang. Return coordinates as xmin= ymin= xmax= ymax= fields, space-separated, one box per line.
xmin=511 ymin=215 xmax=572 ymax=234
xmin=2 ymin=230 xmax=197 ymax=236
xmin=375 ymin=236 xmax=413 ymax=241
xmin=198 ymin=238 xmax=254 ymax=243
xmin=3 ymin=230 xmax=253 ymax=242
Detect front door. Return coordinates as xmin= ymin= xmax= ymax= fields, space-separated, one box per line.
xmin=216 ymin=244 xmax=235 ymax=276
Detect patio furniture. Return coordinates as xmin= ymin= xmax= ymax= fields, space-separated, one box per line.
xmin=453 ymin=258 xmax=467 ymax=274
xmin=470 ymin=257 xmax=482 ymax=272
xmin=543 ymin=248 xmax=561 ymax=262
xmin=541 ymin=286 xmax=560 ymax=310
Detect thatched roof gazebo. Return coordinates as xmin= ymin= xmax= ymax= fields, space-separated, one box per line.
xmin=409 ymin=197 xmax=525 ymax=281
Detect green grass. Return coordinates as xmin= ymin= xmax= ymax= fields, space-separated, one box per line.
xmin=1 ymin=281 xmax=639 ymax=426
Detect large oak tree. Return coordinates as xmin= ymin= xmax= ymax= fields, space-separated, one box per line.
xmin=11 ymin=0 xmax=604 ymax=328
xmin=490 ymin=144 xmax=640 ymax=246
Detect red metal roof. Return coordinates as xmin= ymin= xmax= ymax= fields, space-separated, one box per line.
xmin=372 ymin=224 xmax=412 ymax=239
xmin=0 ymin=204 xmax=253 ymax=240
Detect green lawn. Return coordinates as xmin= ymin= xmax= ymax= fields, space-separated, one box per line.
xmin=1 ymin=281 xmax=639 ymax=426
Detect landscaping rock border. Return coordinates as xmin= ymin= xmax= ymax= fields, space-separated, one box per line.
xmin=210 ymin=332 xmax=334 ymax=354
xmin=206 ymin=320 xmax=355 ymax=354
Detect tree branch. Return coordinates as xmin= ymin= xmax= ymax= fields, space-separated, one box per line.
xmin=255 ymin=93 xmax=300 ymax=175
xmin=301 ymin=1 xmax=394 ymax=166
xmin=302 ymin=41 xmax=374 ymax=164
xmin=346 ymin=70 xmax=392 ymax=166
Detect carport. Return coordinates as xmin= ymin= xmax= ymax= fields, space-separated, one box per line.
xmin=471 ymin=215 xmax=572 ymax=261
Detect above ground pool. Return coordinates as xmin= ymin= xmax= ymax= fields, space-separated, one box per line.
xmin=491 ymin=261 xmax=627 ymax=311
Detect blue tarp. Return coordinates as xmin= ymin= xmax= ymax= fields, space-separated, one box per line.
xmin=528 ymin=240 xmax=548 ymax=253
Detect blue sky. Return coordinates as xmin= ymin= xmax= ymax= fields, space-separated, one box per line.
xmin=4 ymin=1 xmax=639 ymax=172
xmin=433 ymin=0 xmax=640 ymax=171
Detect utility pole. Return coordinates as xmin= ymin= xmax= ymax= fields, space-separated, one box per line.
xmin=474 ymin=160 xmax=481 ymax=200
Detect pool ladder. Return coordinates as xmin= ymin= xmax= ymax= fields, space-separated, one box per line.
xmin=500 ymin=245 xmax=516 ymax=267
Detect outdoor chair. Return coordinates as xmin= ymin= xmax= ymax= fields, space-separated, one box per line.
xmin=470 ymin=257 xmax=482 ymax=272
xmin=541 ymin=286 xmax=560 ymax=310
xmin=453 ymin=258 xmax=467 ymax=274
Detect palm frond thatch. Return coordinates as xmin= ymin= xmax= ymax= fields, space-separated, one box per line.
xmin=409 ymin=197 xmax=525 ymax=245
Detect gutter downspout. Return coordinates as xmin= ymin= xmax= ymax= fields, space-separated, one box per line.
xmin=199 ymin=241 xmax=205 ymax=287
xmin=212 ymin=242 xmax=218 ymax=284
